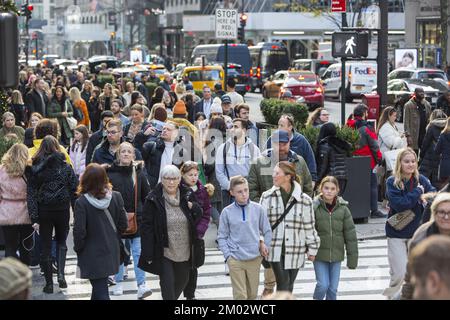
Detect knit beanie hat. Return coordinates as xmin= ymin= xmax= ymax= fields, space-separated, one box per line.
xmin=0 ymin=257 xmax=32 ymax=300
xmin=153 ymin=106 xmax=168 ymax=122
xmin=173 ymin=100 xmax=187 ymax=115
xmin=210 ymin=101 xmax=223 ymax=114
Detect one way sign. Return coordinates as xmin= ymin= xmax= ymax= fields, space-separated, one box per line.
xmin=332 ymin=32 xmax=369 ymax=58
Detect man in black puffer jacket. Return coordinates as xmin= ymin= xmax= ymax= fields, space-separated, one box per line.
xmin=316 ymin=122 xmax=352 ymax=194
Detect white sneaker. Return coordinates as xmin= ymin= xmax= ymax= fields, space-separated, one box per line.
xmin=123 ymin=266 xmax=129 ymax=280
xmin=137 ymin=284 xmax=152 ymax=300
xmin=112 ymin=283 xmax=123 ymax=296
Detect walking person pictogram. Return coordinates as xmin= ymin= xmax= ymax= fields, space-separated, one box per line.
xmin=345 ymin=36 xmax=356 ymax=55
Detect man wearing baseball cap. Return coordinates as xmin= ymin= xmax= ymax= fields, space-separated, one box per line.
xmin=221 ymin=95 xmax=235 ymax=119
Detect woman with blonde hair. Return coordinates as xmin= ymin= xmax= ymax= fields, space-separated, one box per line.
xmin=69 ymin=87 xmax=90 ymax=127
xmin=24 ymin=113 xmax=43 ymax=148
xmin=99 ymin=83 xmax=116 ymax=112
xmin=0 ymin=144 xmax=33 ymax=265
xmin=260 ymin=161 xmax=320 ymax=293
xmin=9 ymin=90 xmax=27 ymax=127
xmin=0 ymin=112 xmax=25 ymax=141
xmin=384 ymin=147 xmax=435 ymax=299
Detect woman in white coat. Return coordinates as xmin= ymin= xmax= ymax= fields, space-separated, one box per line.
xmin=376 ymin=107 xmax=407 ymax=155
xmin=376 ymin=107 xmax=407 ymax=203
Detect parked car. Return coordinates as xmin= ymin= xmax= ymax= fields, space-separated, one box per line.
xmin=280 ymin=70 xmax=324 ymax=110
xmin=388 ymin=67 xmax=450 ymax=89
xmin=375 ymin=78 xmax=445 ymax=122
xmin=88 ymin=55 xmax=119 ymax=73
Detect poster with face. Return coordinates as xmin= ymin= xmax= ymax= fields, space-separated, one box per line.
xmin=395 ymin=49 xmax=418 ymax=69
xmin=130 ymin=50 xmax=143 ymax=63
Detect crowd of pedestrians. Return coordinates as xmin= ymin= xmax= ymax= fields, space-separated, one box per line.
xmin=0 ymin=63 xmax=450 ymax=301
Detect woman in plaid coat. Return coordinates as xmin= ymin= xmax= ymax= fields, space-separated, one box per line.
xmin=259 ymin=161 xmax=320 ymax=292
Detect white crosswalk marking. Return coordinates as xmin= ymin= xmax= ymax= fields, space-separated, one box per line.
xmin=58 ymin=239 xmax=390 ymax=300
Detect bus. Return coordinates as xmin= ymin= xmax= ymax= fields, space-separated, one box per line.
xmin=249 ymin=42 xmax=290 ymax=92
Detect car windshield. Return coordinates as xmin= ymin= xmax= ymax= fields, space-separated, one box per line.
xmin=187 ymin=70 xmax=221 ymax=82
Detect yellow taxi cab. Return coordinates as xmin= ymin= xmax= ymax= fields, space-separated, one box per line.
xmin=182 ymin=65 xmax=225 ymax=91
xmin=143 ymin=64 xmax=168 ymax=81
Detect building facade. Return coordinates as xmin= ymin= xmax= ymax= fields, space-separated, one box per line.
xmin=163 ymin=0 xmax=406 ymax=63
xmin=405 ymin=0 xmax=449 ymax=68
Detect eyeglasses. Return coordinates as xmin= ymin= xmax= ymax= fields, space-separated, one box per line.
xmin=436 ymin=210 xmax=450 ymax=219
xmin=106 ymin=130 xmax=120 ymax=135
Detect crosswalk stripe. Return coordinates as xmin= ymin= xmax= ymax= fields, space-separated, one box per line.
xmin=47 ymin=239 xmax=391 ymax=300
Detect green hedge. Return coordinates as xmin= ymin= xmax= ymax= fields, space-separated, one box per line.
xmin=145 ymin=82 xmax=158 ymax=98
xmin=97 ymin=75 xmax=114 ymax=89
xmin=260 ymin=99 xmax=309 ymax=130
xmin=299 ymin=124 xmax=360 ymax=155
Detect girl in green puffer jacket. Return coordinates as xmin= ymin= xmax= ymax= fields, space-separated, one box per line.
xmin=313 ymin=176 xmax=358 ymax=300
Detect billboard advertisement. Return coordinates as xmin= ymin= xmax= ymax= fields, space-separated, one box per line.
xmin=395 ymin=49 xmax=418 ymax=69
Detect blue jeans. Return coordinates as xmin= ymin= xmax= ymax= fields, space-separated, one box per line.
xmin=115 ymin=237 xmax=146 ymax=286
xmin=313 ymin=261 xmax=341 ymax=300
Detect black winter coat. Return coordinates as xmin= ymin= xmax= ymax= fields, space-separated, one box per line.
xmin=141 ymin=137 xmax=188 ymax=189
xmin=435 ymin=132 xmax=450 ymax=180
xmin=26 ymin=153 xmax=78 ymax=224
xmin=73 ymin=191 xmax=128 ymax=279
xmin=92 ymin=138 xmax=143 ymax=165
xmin=85 ymin=129 xmax=104 ymax=166
xmin=316 ymin=136 xmax=351 ymax=182
xmin=24 ymin=89 xmax=49 ymax=118
xmin=24 ymin=128 xmax=34 ymax=148
xmin=106 ymin=162 xmax=150 ymax=238
xmin=123 ymin=120 xmax=149 ymax=143
xmin=419 ymin=119 xmax=446 ymax=180
xmin=138 ymin=183 xmax=203 ymax=275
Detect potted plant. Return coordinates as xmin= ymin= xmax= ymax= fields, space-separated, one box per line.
xmin=259 ymin=98 xmax=309 ymax=130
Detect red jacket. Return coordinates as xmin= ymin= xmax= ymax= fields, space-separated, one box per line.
xmin=352 ymin=117 xmax=382 ymax=169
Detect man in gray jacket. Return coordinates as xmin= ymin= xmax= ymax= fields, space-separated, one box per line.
xmin=215 ymin=118 xmax=261 ymax=208
xmin=218 ymin=176 xmax=272 ymax=300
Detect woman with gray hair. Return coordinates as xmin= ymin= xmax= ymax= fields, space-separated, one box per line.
xmin=138 ymin=165 xmax=203 ymax=300
xmin=401 ymin=192 xmax=450 ymax=299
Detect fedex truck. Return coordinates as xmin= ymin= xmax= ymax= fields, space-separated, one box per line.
xmin=320 ymin=61 xmax=377 ymax=102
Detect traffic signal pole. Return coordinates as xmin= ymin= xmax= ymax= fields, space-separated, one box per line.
xmin=24 ymin=0 xmax=29 ymax=66
xmin=377 ymin=0 xmax=388 ymax=109
xmin=340 ymin=12 xmax=347 ymax=125
xmin=224 ymin=39 xmax=228 ymax=92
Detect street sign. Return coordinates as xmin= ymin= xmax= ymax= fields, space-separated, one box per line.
xmin=215 ymin=9 xmax=238 ymax=40
xmin=331 ymin=0 xmax=346 ymax=13
xmin=332 ymin=32 xmax=369 ymax=58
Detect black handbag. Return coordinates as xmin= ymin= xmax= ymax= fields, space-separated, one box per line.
xmin=193 ymin=238 xmax=205 ymax=268
xmin=262 ymin=199 xmax=297 ymax=269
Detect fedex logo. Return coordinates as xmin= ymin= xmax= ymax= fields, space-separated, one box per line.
xmin=354 ymin=67 xmax=377 ymax=75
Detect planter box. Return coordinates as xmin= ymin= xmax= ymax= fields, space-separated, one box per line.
xmin=342 ymin=156 xmax=371 ymax=221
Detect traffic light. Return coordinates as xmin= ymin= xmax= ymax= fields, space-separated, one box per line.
xmin=238 ymin=27 xmax=245 ymax=43
xmin=240 ymin=13 xmax=247 ymax=28
xmin=21 ymin=4 xmax=33 ymax=20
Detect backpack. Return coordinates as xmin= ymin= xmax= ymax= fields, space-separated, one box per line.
xmin=73 ymin=102 xmax=84 ymax=122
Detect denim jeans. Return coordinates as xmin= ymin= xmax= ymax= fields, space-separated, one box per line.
xmin=313 ymin=261 xmax=341 ymax=300
xmin=115 ymin=237 xmax=146 ymax=286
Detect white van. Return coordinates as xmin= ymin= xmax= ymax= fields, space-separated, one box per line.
xmin=321 ymin=61 xmax=377 ymax=102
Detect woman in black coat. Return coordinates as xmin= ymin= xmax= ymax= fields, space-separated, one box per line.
xmin=26 ymin=135 xmax=78 ymax=294
xmin=106 ymin=142 xmax=152 ymax=299
xmin=435 ymin=117 xmax=450 ymax=186
xmin=73 ymin=163 xmax=128 ymax=300
xmin=138 ymin=165 xmax=203 ymax=300
xmin=316 ymin=122 xmax=351 ymax=194
xmin=419 ymin=110 xmax=447 ymax=189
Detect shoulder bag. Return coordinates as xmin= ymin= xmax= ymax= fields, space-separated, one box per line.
xmin=387 ymin=209 xmax=416 ymax=231
xmin=261 ymin=198 xmax=297 ymax=268
xmin=122 ymin=168 xmax=138 ymax=236
xmin=65 ymin=101 xmax=77 ymax=130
